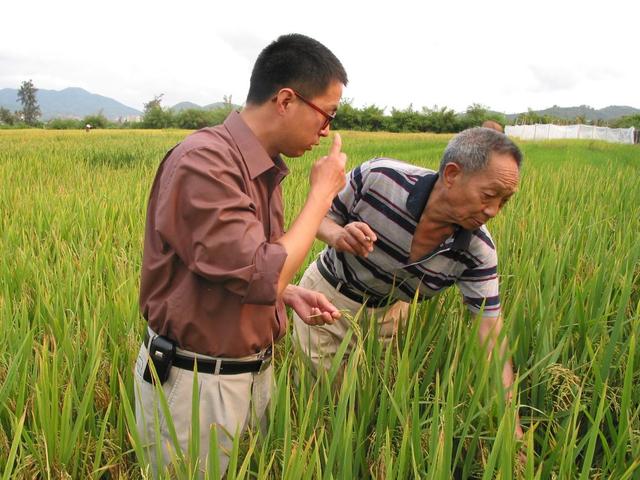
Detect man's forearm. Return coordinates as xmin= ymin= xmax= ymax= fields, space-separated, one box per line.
xmin=502 ymin=354 xmax=515 ymax=394
xmin=276 ymin=195 xmax=332 ymax=295
xmin=316 ymin=216 xmax=342 ymax=247
xmin=478 ymin=317 xmax=515 ymax=397
xmin=479 ymin=315 xmax=524 ymax=438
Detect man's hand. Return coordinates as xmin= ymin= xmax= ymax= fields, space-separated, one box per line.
xmin=275 ymin=134 xmax=347 ymax=295
xmin=282 ymin=284 xmax=341 ymax=326
xmin=331 ymin=221 xmax=377 ymax=257
xmin=512 ymin=397 xmax=527 ymax=465
xmin=478 ymin=314 xmax=527 ymax=463
xmin=309 ymin=133 xmax=347 ymax=205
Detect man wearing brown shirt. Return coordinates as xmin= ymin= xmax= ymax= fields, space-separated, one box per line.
xmin=133 ymin=33 xmax=348 ymax=477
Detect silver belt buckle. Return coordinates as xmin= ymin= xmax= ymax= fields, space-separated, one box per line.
xmin=258 ymin=346 xmax=272 ymax=373
xmin=258 ymin=356 xmax=271 ymax=373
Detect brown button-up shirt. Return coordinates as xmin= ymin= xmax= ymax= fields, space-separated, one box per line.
xmin=140 ymin=111 xmax=289 ymax=357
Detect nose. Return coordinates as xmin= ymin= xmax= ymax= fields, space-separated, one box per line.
xmin=319 ymin=123 xmax=331 ymax=137
xmin=483 ymin=201 xmax=500 ymax=219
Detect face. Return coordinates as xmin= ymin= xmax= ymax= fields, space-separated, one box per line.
xmin=444 ymin=152 xmax=519 ymax=230
xmin=280 ymin=80 xmax=343 ymax=157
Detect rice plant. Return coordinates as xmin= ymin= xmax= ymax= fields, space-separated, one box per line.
xmin=1 ymin=129 xmax=638 ymax=478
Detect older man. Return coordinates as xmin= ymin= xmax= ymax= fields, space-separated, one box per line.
xmin=293 ymin=127 xmax=524 ymax=437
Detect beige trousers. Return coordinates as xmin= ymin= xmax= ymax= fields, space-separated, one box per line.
xmin=133 ymin=329 xmax=272 ymax=478
xmin=292 ymin=261 xmax=409 ymax=373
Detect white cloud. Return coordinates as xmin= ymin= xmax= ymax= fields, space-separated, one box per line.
xmin=1 ymin=0 xmax=638 ymax=113
xmin=529 ymin=66 xmax=579 ymax=93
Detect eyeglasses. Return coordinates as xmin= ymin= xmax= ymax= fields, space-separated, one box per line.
xmin=291 ymin=89 xmax=336 ymax=131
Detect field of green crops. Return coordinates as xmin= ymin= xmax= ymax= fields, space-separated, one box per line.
xmin=1 ymin=129 xmax=639 ymax=479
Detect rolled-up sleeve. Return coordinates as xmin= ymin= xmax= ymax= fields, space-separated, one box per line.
xmin=242 ymin=242 xmax=287 ymax=304
xmin=155 ymin=147 xmax=287 ymax=305
xmin=457 ymin=249 xmax=501 ymax=318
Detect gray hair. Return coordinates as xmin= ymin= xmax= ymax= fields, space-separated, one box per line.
xmin=438 ymin=127 xmax=522 ymax=176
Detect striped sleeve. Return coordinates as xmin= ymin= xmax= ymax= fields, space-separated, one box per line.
xmin=326 ymin=160 xmax=372 ymax=225
xmin=457 ymin=231 xmax=501 ymax=318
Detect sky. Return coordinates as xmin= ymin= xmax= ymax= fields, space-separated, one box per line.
xmin=1 ymin=0 xmax=638 ymax=114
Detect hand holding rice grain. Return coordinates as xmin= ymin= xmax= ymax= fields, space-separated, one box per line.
xmin=330 ymin=221 xmax=377 ymax=258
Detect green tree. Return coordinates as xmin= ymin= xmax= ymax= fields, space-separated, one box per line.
xmin=516 ymin=108 xmax=549 ymax=125
xmin=459 ymin=104 xmax=507 ymax=130
xmin=82 ymin=112 xmax=109 ymax=129
xmin=464 ymin=103 xmax=489 ymax=127
xmin=208 ymin=105 xmax=234 ymax=126
xmin=17 ymin=79 xmax=41 ymax=125
xmin=175 ymin=108 xmax=214 ymax=129
xmin=422 ymin=105 xmax=460 ymax=133
xmin=142 ymin=94 xmax=174 ymax=128
xmin=388 ymin=105 xmax=425 ymax=132
xmin=0 ymin=107 xmax=16 ymax=125
xmin=47 ymin=118 xmax=82 ymax=129
xmin=610 ymin=114 xmax=640 ymax=129
xmin=331 ymin=98 xmax=360 ymax=130
xmin=359 ymin=104 xmax=386 ymax=131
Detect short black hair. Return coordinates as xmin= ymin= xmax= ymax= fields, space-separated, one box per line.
xmin=246 ymin=33 xmax=348 ymax=105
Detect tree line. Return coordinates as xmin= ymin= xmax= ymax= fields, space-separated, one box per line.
xmin=2 ymin=80 xmax=639 ymax=132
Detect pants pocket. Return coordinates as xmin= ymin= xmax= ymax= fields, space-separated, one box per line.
xmin=134 ymin=344 xmax=185 ymax=436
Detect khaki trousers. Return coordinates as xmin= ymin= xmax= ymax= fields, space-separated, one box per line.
xmin=133 ymin=329 xmax=272 ymax=478
xmin=292 ymin=261 xmax=409 ymax=374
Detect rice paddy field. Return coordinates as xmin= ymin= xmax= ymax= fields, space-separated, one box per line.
xmin=1 ymin=128 xmax=639 ymax=479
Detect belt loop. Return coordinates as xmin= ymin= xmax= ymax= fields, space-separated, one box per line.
xmin=145 ymin=328 xmax=155 ymax=350
xmin=336 ymin=281 xmax=344 ymax=291
xmin=214 ymin=359 xmax=222 ymax=375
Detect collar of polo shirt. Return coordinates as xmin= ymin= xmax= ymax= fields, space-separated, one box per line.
xmin=406 ymin=172 xmax=472 ymax=251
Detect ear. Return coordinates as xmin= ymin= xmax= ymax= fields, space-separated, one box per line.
xmin=273 ymin=88 xmax=296 ymax=116
xmin=442 ymin=162 xmax=463 ymax=188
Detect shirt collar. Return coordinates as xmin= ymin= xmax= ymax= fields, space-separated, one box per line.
xmin=406 ymin=172 xmax=438 ymax=221
xmin=223 ymin=111 xmax=289 ymax=180
xmin=406 ymin=171 xmax=472 ymax=251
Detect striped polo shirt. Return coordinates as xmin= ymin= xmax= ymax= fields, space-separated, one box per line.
xmin=317 ymin=158 xmax=501 ymax=317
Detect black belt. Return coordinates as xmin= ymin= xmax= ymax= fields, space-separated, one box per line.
xmin=144 ymin=331 xmax=272 ymax=375
xmin=316 ymin=259 xmax=390 ymax=308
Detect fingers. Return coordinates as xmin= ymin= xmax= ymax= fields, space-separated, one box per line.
xmin=315 ymin=293 xmax=341 ymax=318
xmin=328 ymin=133 xmax=347 ymax=173
xmin=304 ymin=293 xmax=341 ymax=326
xmin=341 ymin=222 xmax=376 ymax=256
xmin=344 ymin=234 xmax=370 ymax=257
xmin=308 ymin=134 xmax=346 ymax=201
xmin=349 ymin=222 xmax=377 ymax=244
xmin=334 ymin=237 xmax=357 ymax=255
xmin=356 ymin=222 xmax=377 ymax=243
xmin=305 ymin=308 xmax=336 ymax=326
xmin=329 ymin=132 xmax=342 ymax=157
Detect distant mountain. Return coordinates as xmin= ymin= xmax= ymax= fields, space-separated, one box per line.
xmin=596 ymin=105 xmax=640 ymax=120
xmin=506 ymin=105 xmax=640 ymax=122
xmin=170 ymin=101 xmax=238 ymax=111
xmin=0 ymin=87 xmax=142 ymax=121
xmin=2 ymin=86 xmax=636 ymax=125
xmin=170 ymin=101 xmax=204 ymax=112
xmin=204 ymin=102 xmax=232 ymax=110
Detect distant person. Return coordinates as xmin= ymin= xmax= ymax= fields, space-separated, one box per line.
xmin=293 ymin=127 xmax=525 ymax=440
xmin=134 ymin=33 xmax=348 ymax=477
xmin=85 ymin=123 xmax=92 ymax=132
xmin=482 ymin=119 xmax=503 ymax=132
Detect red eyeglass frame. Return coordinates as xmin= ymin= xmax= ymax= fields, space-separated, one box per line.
xmin=291 ymin=89 xmax=336 ymax=130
